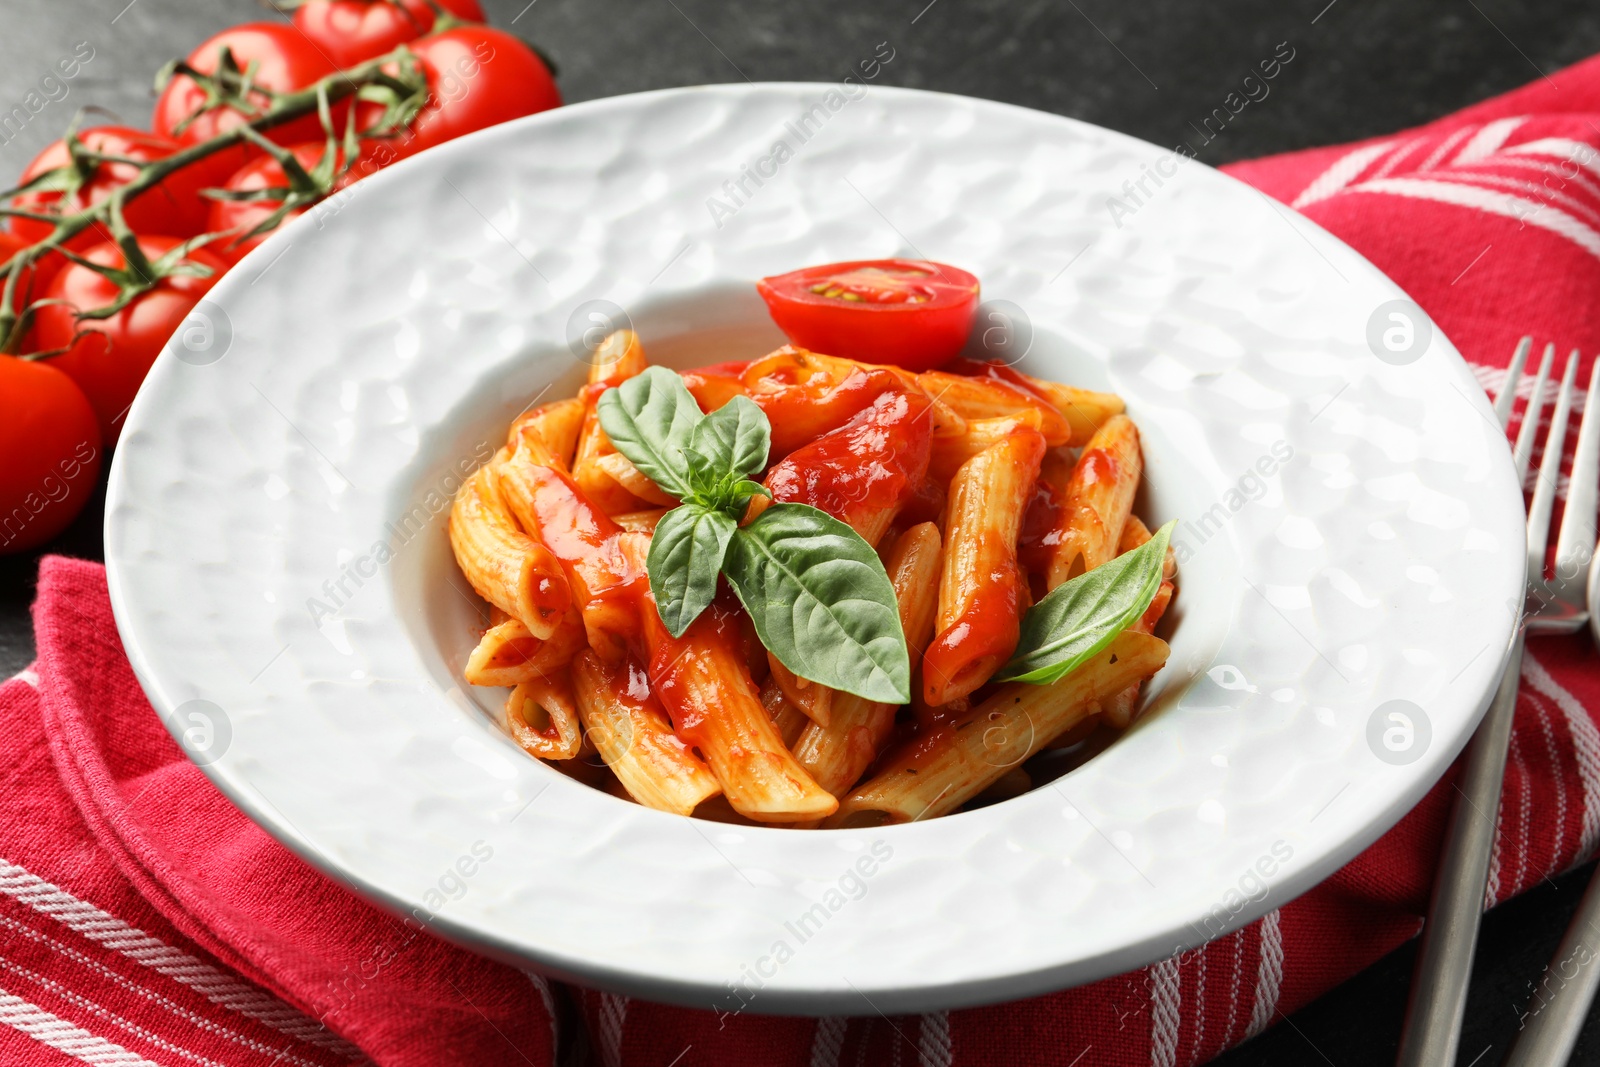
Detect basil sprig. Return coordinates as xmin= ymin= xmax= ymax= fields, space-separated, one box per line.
xmin=996 ymin=519 xmax=1175 ymax=685
xmin=598 ymin=367 xmax=911 ymax=704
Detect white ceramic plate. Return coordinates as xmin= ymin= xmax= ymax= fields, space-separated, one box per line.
xmin=106 ymin=84 xmax=1524 ymax=1014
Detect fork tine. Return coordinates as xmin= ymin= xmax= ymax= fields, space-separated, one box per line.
xmin=1554 ymin=355 xmax=1600 ymax=597
xmin=1513 ymin=342 xmax=1556 ymax=489
xmin=1527 ymin=350 xmax=1578 ymax=582
xmin=1495 ymin=336 xmax=1533 ymax=430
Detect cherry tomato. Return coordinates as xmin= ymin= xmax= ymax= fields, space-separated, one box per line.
xmin=293 ymin=0 xmax=487 ymax=68
xmin=34 ymin=236 xmax=227 ymax=447
xmin=0 ymin=355 xmax=103 ymax=554
xmin=756 ymin=259 xmax=980 ymax=372
xmin=359 ymin=27 xmax=560 ymax=162
xmin=208 ymin=142 xmax=352 ymax=266
xmin=153 ymin=23 xmax=341 ymax=188
xmin=8 ymin=126 xmax=211 ymax=291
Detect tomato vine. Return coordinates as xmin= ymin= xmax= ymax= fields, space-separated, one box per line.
xmin=0 ymin=43 xmax=430 ymax=356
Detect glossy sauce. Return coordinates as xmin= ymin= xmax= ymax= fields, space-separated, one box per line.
xmin=1074 ymin=447 xmax=1119 ymax=489
xmin=518 ymin=463 xmax=646 ymax=650
xmin=745 ymin=356 xmax=905 ymax=458
xmin=764 ymin=388 xmax=933 ymax=530
xmin=644 ymin=594 xmax=751 ymax=746
xmin=947 ymin=357 xmax=1055 ymax=405
xmin=1018 ymin=477 xmax=1063 ymax=579
xmin=681 ymin=362 xmax=749 ymax=414
xmin=921 ymin=565 xmax=1025 ymax=705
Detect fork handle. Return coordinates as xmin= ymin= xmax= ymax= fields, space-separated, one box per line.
xmin=1395 ymin=629 xmax=1526 ymax=1067
xmin=1502 ymin=860 xmax=1600 ymax=1066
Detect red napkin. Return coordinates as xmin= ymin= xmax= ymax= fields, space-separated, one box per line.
xmin=6 ymin=54 xmax=1600 ymax=1067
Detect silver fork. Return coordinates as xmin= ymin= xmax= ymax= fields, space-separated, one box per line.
xmin=1502 ymin=348 xmax=1600 ymax=1067
xmin=1397 ymin=339 xmax=1600 ymax=1067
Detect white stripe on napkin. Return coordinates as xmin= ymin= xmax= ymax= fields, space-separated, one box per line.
xmin=0 ymin=857 xmax=355 ymax=1054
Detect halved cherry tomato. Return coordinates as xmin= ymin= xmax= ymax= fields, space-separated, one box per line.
xmin=358 ymin=27 xmax=560 ymax=163
xmin=153 ymin=23 xmax=342 ymax=188
xmin=34 ymin=237 xmax=227 ymax=447
xmin=0 ymin=354 xmax=103 ymax=554
xmin=208 ymin=142 xmax=352 ymax=266
xmin=293 ymin=0 xmax=487 ymax=67
xmin=8 ymin=127 xmax=211 ymax=290
xmin=755 ymin=259 xmax=980 ymax=372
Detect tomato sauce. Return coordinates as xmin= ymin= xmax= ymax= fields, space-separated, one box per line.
xmin=921 ymin=566 xmax=1024 ymax=705
xmin=516 ymin=463 xmax=646 ymax=647
xmin=946 ymin=358 xmax=1055 ymax=405
xmin=681 ymin=364 xmax=749 ymax=414
xmin=644 ymin=593 xmax=750 ymax=746
xmin=744 ymin=356 xmax=906 ymax=458
xmin=764 ymin=388 xmax=933 ymax=531
xmin=1018 ymin=478 xmax=1063 ymax=579
xmin=1075 ymin=447 xmax=1119 ymax=489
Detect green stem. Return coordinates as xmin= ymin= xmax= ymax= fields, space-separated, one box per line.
xmin=0 ymin=45 xmax=422 ymax=354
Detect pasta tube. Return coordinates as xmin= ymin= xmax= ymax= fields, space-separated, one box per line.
xmin=574 ymin=329 xmax=653 ymax=514
xmin=447 ymin=465 xmax=570 ymax=640
xmin=505 ymin=670 xmax=582 ymax=761
xmin=830 ymin=630 xmax=1169 ymax=826
xmin=922 ymin=427 xmax=1045 ymax=706
xmin=793 ymin=522 xmax=943 ymax=795
xmin=571 ymin=651 xmax=721 ymax=815
xmin=1046 ymin=414 xmax=1142 ymax=587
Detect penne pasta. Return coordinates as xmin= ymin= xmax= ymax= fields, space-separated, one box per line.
xmin=508 ymin=397 xmax=585 ymax=471
xmin=681 ymin=364 xmax=749 ymax=413
xmin=571 ymin=651 xmax=722 ymax=815
xmin=763 ymin=384 xmax=933 ymax=545
xmin=447 ymin=465 xmax=570 ymax=640
xmin=916 ymin=369 xmax=1072 ymax=447
xmin=791 ymin=349 xmax=968 ymax=440
xmin=760 ymin=679 xmax=812 ymax=748
xmin=936 ymin=361 xmax=1124 ymax=447
xmin=767 ymin=654 xmax=832 ymax=728
xmin=593 ymin=451 xmax=680 ymax=507
xmin=573 ymin=329 xmax=653 ymax=514
xmin=635 ymin=584 xmax=837 ymax=823
xmin=1019 ymin=376 xmax=1125 ymax=447
xmin=1046 ymin=413 xmax=1143 ymax=588
xmin=928 ymin=410 xmax=1046 ymax=485
xmin=793 ymin=522 xmax=943 ymax=795
xmin=505 ymin=670 xmax=583 ymax=761
xmin=611 ymin=508 xmax=670 ymax=534
xmin=743 ymin=347 xmax=924 ymax=457
xmin=464 ymin=610 xmax=587 ymax=687
xmin=923 ymin=426 xmax=1046 ymax=706
xmin=495 ymin=449 xmax=643 ymax=664
xmin=829 ymin=629 xmax=1170 ymax=826
xmin=1099 ymin=516 xmax=1178 ymax=729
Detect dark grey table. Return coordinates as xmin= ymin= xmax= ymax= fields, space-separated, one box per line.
xmin=4 ymin=1 xmax=1598 ymax=1063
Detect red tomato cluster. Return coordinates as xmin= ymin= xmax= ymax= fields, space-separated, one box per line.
xmin=0 ymin=3 xmax=559 ymax=553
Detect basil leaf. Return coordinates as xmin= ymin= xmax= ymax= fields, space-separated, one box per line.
xmin=996 ymin=519 xmax=1175 ymax=685
xmin=596 ymin=366 xmax=703 ymax=500
xmin=722 ymin=503 xmax=910 ymax=703
xmin=682 ymin=448 xmax=725 ymax=504
xmin=647 ymin=504 xmax=737 ymax=638
xmin=689 ymin=394 xmax=770 ymax=480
